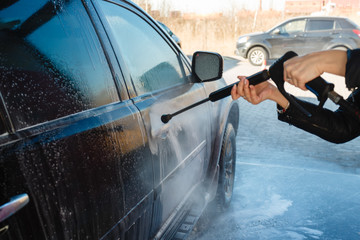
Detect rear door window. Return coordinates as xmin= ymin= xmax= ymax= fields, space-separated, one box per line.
xmin=338 ymin=18 xmax=357 ymax=29
xmin=307 ymin=20 xmax=334 ymax=31
xmin=0 ymin=0 xmax=119 ymax=130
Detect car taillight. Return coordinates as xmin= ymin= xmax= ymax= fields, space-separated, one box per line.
xmin=352 ymin=29 xmax=360 ymax=37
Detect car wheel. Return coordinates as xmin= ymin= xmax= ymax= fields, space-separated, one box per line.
xmin=248 ymin=47 xmax=267 ymax=66
xmin=215 ymin=122 xmax=236 ymax=211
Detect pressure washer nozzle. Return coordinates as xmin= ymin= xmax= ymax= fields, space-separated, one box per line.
xmin=161 ymin=114 xmax=172 ymax=124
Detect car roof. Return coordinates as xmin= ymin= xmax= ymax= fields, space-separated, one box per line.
xmin=268 ymin=15 xmax=353 ymax=32
xmin=288 ymin=16 xmax=348 ymax=21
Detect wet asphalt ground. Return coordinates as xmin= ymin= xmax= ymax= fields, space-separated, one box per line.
xmin=188 ymin=57 xmax=360 ymax=239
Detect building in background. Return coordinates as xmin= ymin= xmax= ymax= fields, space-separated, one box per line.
xmin=285 ymin=0 xmax=360 ymax=14
xmin=331 ymin=0 xmax=360 ymax=13
xmin=285 ymin=0 xmax=322 ymax=13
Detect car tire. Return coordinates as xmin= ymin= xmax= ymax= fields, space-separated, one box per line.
xmin=248 ymin=47 xmax=267 ymax=66
xmin=215 ymin=122 xmax=236 ymax=211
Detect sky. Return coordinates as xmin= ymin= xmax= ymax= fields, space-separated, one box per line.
xmin=148 ymin=0 xmax=286 ymax=14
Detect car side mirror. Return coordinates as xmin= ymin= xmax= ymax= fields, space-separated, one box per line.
xmin=192 ymin=51 xmax=223 ymax=82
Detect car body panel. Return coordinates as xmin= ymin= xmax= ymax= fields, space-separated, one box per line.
xmin=95 ymin=1 xmax=213 ymax=234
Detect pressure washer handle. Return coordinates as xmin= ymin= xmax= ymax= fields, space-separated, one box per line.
xmin=208 ymin=69 xmax=270 ymax=102
xmin=305 ymin=77 xmax=334 ymax=108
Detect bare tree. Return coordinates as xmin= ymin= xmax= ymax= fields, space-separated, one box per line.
xmin=159 ymin=0 xmax=171 ymax=17
xmin=132 ymin=0 xmax=149 ymax=12
xmin=228 ymin=0 xmax=241 ymax=39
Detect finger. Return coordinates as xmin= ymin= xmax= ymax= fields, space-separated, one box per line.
xmin=298 ymin=83 xmax=308 ymax=91
xmin=283 ymin=62 xmax=294 ymax=84
xmin=249 ymin=85 xmax=261 ymax=104
xmin=231 ymin=84 xmax=241 ymax=100
xmin=243 ymin=78 xmax=251 ymax=100
xmin=236 ymin=77 xmax=246 ymax=97
xmin=283 ymin=64 xmax=289 ymax=83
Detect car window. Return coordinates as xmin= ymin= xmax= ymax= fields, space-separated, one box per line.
xmin=339 ymin=18 xmax=358 ymax=29
xmin=280 ymin=19 xmax=306 ymax=34
xmin=98 ymin=0 xmax=190 ymax=96
xmin=0 ymin=0 xmax=119 ymax=130
xmin=335 ymin=20 xmax=342 ymax=30
xmin=307 ymin=20 xmax=334 ymax=31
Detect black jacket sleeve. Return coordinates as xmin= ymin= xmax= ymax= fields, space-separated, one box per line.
xmin=277 ymin=49 xmax=360 ymax=143
xmin=278 ymin=95 xmax=360 ymax=143
xmin=346 ymin=49 xmax=360 ymax=90
xmin=278 ymin=90 xmax=360 ymax=143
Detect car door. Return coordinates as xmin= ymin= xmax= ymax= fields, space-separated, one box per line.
xmin=0 ymin=0 xmax=154 ymax=239
xmin=267 ymin=18 xmax=307 ymax=58
xmin=94 ymin=0 xmax=212 ymax=236
xmin=303 ymin=19 xmax=336 ymax=53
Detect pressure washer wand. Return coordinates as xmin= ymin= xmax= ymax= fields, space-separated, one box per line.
xmin=305 ymin=76 xmax=360 ymax=121
xmin=161 ymin=51 xmax=307 ymax=124
xmin=161 ymin=70 xmax=270 ymax=123
xmin=161 ymin=98 xmax=209 ymax=124
xmin=162 ymin=50 xmax=360 ymax=124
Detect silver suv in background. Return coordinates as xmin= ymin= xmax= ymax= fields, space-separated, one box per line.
xmin=236 ymin=16 xmax=360 ymax=66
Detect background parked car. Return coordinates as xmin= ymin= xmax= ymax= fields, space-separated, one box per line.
xmin=235 ymin=16 xmax=360 ymax=66
xmin=0 ymin=0 xmax=239 ymax=239
xmin=157 ymin=21 xmax=182 ymax=48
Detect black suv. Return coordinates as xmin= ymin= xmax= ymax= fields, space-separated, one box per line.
xmin=236 ymin=16 xmax=360 ymax=66
xmin=0 ymin=0 xmax=239 ymax=239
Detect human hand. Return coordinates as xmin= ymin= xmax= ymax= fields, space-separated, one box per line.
xmin=231 ymin=76 xmax=289 ymax=109
xmin=231 ymin=76 xmax=277 ymax=105
xmin=283 ymin=50 xmax=347 ymax=90
xmin=283 ymin=53 xmax=323 ymax=90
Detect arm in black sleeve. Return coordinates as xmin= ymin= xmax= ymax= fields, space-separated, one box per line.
xmin=346 ymin=49 xmax=360 ymax=90
xmin=277 ymin=89 xmax=360 ymax=144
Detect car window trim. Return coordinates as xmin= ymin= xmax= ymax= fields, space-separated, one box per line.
xmin=83 ymin=0 xmax=129 ymax=101
xmin=0 ymin=101 xmax=130 ymax=146
xmin=0 ymin=92 xmax=14 ymax=135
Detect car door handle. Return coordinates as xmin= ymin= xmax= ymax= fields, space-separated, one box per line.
xmin=0 ymin=194 xmax=29 ymax=222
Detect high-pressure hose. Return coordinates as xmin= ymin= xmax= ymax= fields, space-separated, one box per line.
xmin=161 ymin=51 xmax=360 ymax=123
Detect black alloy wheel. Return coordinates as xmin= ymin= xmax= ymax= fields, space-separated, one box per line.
xmin=216 ymin=122 xmax=236 ymax=211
